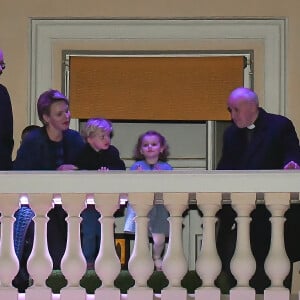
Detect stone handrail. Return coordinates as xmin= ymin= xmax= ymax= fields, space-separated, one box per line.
xmin=0 ymin=170 xmax=299 ymax=300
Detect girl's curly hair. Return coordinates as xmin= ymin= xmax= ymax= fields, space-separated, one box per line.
xmin=133 ymin=130 xmax=170 ymax=162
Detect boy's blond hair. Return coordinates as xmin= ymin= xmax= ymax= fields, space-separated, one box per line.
xmin=81 ymin=118 xmax=113 ymax=141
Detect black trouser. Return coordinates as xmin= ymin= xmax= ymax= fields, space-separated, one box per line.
xmin=13 ymin=204 xmax=67 ymax=291
xmin=216 ymin=204 xmax=271 ymax=293
xmin=47 ymin=204 xmax=68 ymax=269
xmin=216 ymin=203 xmax=300 ymax=293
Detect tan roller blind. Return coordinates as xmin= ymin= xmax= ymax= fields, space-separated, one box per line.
xmin=69 ymin=56 xmax=244 ymax=121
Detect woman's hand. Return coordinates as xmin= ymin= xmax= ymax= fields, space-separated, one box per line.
xmin=57 ymin=164 xmax=78 ymax=171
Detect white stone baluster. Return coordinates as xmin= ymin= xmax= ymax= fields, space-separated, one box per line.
xmin=230 ymin=193 xmax=256 ymax=300
xmin=94 ymin=193 xmax=121 ymax=300
xmin=127 ymin=192 xmax=154 ymax=300
xmin=161 ymin=193 xmax=189 ymax=300
xmin=60 ymin=193 xmax=87 ymax=300
xmin=264 ymin=193 xmax=290 ymax=300
xmin=0 ymin=193 xmax=19 ymax=300
xmin=26 ymin=193 xmax=53 ymax=300
xmin=195 ymin=193 xmax=222 ymax=300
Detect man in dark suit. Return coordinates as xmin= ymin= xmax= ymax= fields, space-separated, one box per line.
xmin=216 ymin=87 xmax=300 ymax=293
xmin=0 ymin=48 xmax=14 ymax=170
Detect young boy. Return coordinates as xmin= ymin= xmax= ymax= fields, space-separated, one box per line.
xmin=77 ymin=118 xmax=125 ymax=171
xmin=76 ymin=118 xmax=126 ymax=268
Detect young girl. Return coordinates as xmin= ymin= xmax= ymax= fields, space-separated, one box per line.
xmin=124 ymin=130 xmax=173 ymax=270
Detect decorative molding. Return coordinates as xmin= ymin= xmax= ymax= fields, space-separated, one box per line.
xmin=30 ymin=18 xmax=286 ymax=124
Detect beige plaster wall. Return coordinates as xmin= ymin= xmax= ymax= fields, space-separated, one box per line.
xmin=1 ymin=0 xmax=300 ymax=156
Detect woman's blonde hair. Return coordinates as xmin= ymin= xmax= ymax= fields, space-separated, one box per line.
xmin=37 ymin=89 xmax=69 ymax=125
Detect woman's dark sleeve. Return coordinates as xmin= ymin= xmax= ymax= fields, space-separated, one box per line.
xmin=13 ymin=136 xmax=41 ymax=170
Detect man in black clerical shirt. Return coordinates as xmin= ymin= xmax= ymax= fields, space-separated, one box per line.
xmin=0 ymin=48 xmax=14 ymax=170
xmin=217 ymin=87 xmax=300 ymax=293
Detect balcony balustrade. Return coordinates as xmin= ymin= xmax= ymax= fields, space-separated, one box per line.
xmin=0 ymin=170 xmax=299 ymax=300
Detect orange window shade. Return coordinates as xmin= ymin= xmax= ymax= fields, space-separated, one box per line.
xmin=69 ymin=56 xmax=244 ymax=121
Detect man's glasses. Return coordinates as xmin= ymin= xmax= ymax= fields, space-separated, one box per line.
xmin=0 ymin=62 xmax=6 ymax=70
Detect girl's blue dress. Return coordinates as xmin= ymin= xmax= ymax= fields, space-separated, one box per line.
xmin=124 ymin=160 xmax=173 ymax=235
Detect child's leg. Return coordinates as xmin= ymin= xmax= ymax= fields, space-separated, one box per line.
xmin=124 ymin=203 xmax=136 ymax=233
xmin=152 ymin=232 xmax=165 ymax=270
xmin=81 ymin=206 xmax=101 ymax=268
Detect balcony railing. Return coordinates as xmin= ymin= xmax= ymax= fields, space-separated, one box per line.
xmin=0 ymin=170 xmax=300 ymax=300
